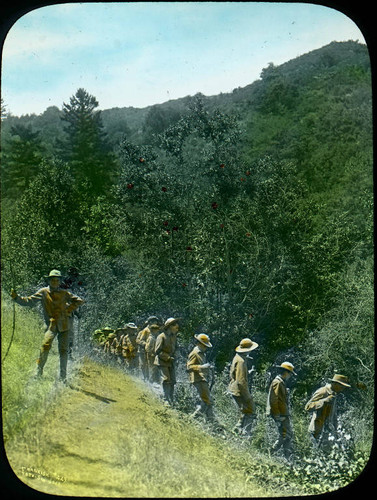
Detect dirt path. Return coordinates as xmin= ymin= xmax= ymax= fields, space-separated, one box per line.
xmin=5 ymin=358 xmax=279 ymax=498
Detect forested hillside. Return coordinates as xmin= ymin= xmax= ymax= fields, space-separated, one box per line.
xmin=1 ymin=38 xmax=373 ymax=442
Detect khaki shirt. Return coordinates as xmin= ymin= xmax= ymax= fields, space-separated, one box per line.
xmin=136 ymin=327 xmax=150 ymax=352
xmin=145 ymin=333 xmax=157 ymax=355
xmin=266 ymin=375 xmax=289 ymax=417
xmin=122 ymin=333 xmax=137 ymax=358
xmin=228 ymin=353 xmax=250 ymax=397
xmin=305 ymin=383 xmax=337 ymax=433
xmin=113 ymin=336 xmax=123 ymax=355
xmin=14 ymin=286 xmax=84 ymax=332
xmin=154 ymin=331 xmax=177 ymax=366
xmin=186 ymin=345 xmax=210 ymax=383
xmin=104 ymin=338 xmax=114 ymax=354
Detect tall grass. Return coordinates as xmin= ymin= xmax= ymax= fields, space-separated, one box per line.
xmin=2 ymin=292 xmax=372 ymax=496
xmin=1 ymin=293 xmax=79 ymax=443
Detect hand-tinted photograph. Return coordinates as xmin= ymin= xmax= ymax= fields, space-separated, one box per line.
xmin=1 ymin=1 xmax=373 ymax=497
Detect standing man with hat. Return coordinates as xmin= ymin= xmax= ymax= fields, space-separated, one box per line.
xmin=145 ymin=323 xmax=161 ymax=384
xmin=104 ymin=332 xmax=117 ymax=355
xmin=136 ymin=316 xmax=161 ymax=381
xmin=121 ymin=323 xmax=139 ymax=372
xmin=266 ymin=361 xmax=297 ymax=461
xmin=229 ymin=338 xmax=259 ymax=436
xmin=154 ymin=317 xmax=180 ymax=405
xmin=187 ymin=333 xmax=215 ymax=421
xmin=305 ymin=373 xmax=351 ymax=450
xmin=10 ymin=269 xmax=84 ymax=382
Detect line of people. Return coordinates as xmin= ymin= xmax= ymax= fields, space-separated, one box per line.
xmin=10 ymin=269 xmax=352 ymax=463
xmin=93 ymin=317 xmax=352 ymax=462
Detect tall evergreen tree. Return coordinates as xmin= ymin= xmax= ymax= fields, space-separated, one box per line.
xmin=58 ymin=88 xmax=116 ymax=197
xmin=1 ymin=123 xmax=45 ymax=198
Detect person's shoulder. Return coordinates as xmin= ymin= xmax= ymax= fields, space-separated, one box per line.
xmin=189 ymin=345 xmax=199 ymax=356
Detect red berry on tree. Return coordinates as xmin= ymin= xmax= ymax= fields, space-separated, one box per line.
xmin=127 ymin=183 xmax=134 ymax=189
xmin=162 ymin=187 xmax=167 ymax=192
xmin=220 ymin=163 xmax=225 ymax=169
xmin=163 ymin=221 xmax=169 ymax=226
xmin=212 ymin=202 xmax=218 ymax=209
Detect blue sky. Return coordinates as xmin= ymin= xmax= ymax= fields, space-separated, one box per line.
xmin=1 ymin=2 xmax=366 ymax=116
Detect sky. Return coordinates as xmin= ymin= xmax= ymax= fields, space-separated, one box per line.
xmin=1 ymin=1 xmax=366 ymax=117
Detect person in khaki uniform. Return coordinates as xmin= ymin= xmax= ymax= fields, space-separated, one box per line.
xmin=266 ymin=361 xmax=296 ymax=461
xmin=154 ymin=317 xmax=180 ymax=405
xmin=104 ymin=332 xmax=116 ymax=354
xmin=136 ymin=316 xmax=161 ymax=381
xmin=11 ymin=269 xmax=84 ymax=382
xmin=145 ymin=323 xmax=161 ymax=384
xmin=113 ymin=328 xmax=125 ymax=363
xmin=305 ymin=374 xmax=351 ymax=450
xmin=187 ymin=334 xmax=215 ymax=421
xmin=229 ymin=338 xmax=259 ymax=436
xmin=121 ymin=323 xmax=139 ymax=371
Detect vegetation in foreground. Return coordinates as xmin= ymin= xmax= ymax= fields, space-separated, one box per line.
xmin=2 ymin=298 xmax=372 ymax=497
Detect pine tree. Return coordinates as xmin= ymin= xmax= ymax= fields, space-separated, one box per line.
xmin=58 ymin=88 xmax=116 ymax=197
xmin=1 ymin=123 xmax=45 ymax=198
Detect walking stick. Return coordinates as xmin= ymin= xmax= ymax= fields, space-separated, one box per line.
xmin=3 ymin=261 xmax=16 ymax=362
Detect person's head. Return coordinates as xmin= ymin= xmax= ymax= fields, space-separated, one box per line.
xmin=125 ymin=323 xmax=138 ymax=335
xmin=330 ymin=374 xmax=351 ymax=393
xmin=149 ymin=324 xmax=160 ymax=335
xmin=164 ymin=317 xmax=180 ymax=333
xmin=194 ymin=333 xmax=212 ymax=351
xmin=235 ymin=338 xmax=258 ymax=357
xmin=278 ymin=361 xmax=297 ymax=380
xmin=46 ymin=269 xmax=62 ymax=289
xmin=145 ymin=316 xmax=162 ymax=327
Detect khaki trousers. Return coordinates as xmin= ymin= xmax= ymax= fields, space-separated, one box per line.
xmin=158 ymin=364 xmax=176 ymax=404
xmin=271 ymin=416 xmax=294 ymax=459
xmin=192 ymin=381 xmax=214 ymax=420
xmin=37 ymin=328 xmax=69 ymax=379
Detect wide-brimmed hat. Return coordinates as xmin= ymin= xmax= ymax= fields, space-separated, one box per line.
xmin=45 ymin=269 xmax=63 ymax=279
xmin=145 ymin=316 xmax=162 ymax=326
xmin=125 ymin=322 xmax=138 ymax=330
xmin=194 ymin=333 xmax=212 ymax=348
xmin=331 ymin=374 xmax=351 ymax=387
xmin=149 ymin=324 xmax=160 ymax=330
xmin=235 ymin=338 xmax=259 ymax=353
xmin=279 ymin=361 xmax=297 ymax=375
xmin=163 ymin=317 xmax=181 ymax=329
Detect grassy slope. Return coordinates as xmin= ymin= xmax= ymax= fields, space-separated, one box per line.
xmin=5 ymin=359 xmax=289 ymax=498
xmin=2 ymin=297 xmax=300 ymax=498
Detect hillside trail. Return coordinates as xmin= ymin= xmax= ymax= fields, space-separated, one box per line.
xmin=4 ymin=357 xmax=277 ymax=498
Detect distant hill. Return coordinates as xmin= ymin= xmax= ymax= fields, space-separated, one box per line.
xmin=1 ymin=40 xmax=370 ymax=151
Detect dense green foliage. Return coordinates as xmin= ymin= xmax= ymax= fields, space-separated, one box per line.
xmin=1 ymin=41 xmax=373 ymax=457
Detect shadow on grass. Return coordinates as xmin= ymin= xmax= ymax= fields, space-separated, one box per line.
xmin=68 ymin=384 xmax=117 ymax=404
